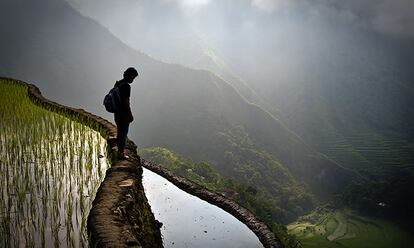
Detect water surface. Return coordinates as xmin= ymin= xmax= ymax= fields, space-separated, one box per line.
xmin=142 ymin=168 xmax=263 ymax=248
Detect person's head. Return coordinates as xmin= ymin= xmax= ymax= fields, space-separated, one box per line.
xmin=123 ymin=67 xmax=139 ymax=83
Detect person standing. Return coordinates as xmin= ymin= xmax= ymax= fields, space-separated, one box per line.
xmin=114 ymin=67 xmax=138 ymax=159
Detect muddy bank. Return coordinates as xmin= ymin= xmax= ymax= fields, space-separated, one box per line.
xmin=5 ymin=76 xmax=282 ymax=248
xmin=4 ymin=77 xmax=162 ymax=248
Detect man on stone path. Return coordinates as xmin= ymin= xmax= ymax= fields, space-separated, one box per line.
xmin=114 ymin=67 xmax=138 ymax=159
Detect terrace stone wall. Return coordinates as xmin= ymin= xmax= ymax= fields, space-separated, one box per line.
xmin=8 ymin=78 xmax=162 ymax=248
xmin=141 ymin=159 xmax=283 ymax=248
xmin=7 ymin=77 xmax=282 ymax=248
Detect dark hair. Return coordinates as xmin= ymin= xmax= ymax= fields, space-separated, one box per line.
xmin=123 ymin=67 xmax=138 ymax=79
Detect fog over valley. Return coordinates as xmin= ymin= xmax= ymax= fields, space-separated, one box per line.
xmin=1 ymin=0 xmax=413 ymax=247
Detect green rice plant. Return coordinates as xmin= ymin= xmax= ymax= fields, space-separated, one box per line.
xmin=0 ymin=79 xmax=109 ymax=247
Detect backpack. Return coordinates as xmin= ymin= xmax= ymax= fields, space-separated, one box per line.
xmin=103 ymin=81 xmax=124 ymax=113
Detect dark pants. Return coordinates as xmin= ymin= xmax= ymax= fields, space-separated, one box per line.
xmin=115 ymin=113 xmax=130 ymax=152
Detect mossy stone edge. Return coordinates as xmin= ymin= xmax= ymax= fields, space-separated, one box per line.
xmin=4 ymin=77 xmax=162 ymax=248
xmin=3 ymin=76 xmax=282 ymax=248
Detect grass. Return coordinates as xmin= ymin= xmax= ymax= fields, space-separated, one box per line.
xmin=0 ymin=79 xmax=109 ymax=247
xmin=139 ymin=146 xmax=303 ymax=247
xmin=287 ymin=208 xmax=414 ymax=248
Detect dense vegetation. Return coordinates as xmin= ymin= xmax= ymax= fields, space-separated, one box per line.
xmin=2 ymin=1 xmax=413 ymax=247
xmin=140 ymin=146 xmax=313 ymax=222
xmin=287 ymin=206 xmax=414 ymax=248
xmin=0 ymin=0 xmax=356 ymax=203
xmin=141 ymin=145 xmax=414 ymax=247
xmin=140 ymin=146 xmax=304 ymax=246
xmin=341 ymin=171 xmax=414 ymax=231
xmin=0 ymin=79 xmax=108 ymax=247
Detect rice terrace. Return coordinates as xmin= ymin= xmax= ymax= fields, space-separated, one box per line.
xmin=0 ymin=78 xmax=108 ymax=247
xmin=0 ymin=78 xmax=277 ymax=248
xmin=287 ymin=207 xmax=414 ymax=248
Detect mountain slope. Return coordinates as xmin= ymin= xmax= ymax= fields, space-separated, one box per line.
xmin=0 ymin=0 xmax=358 ymax=222
xmin=65 ymin=0 xmax=414 ymax=177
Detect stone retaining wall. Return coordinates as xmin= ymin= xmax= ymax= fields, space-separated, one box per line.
xmin=4 ymin=77 xmax=282 ymax=248
xmin=5 ymin=77 xmax=162 ymax=248
xmin=141 ymin=159 xmax=282 ymax=248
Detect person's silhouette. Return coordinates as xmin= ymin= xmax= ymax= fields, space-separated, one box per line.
xmin=114 ymin=67 xmax=138 ymax=159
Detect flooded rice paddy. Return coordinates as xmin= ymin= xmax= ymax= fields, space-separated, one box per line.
xmin=142 ymin=168 xmax=264 ymax=248
xmin=1 ymin=79 xmax=264 ymax=247
xmin=0 ymin=80 xmax=108 ymax=247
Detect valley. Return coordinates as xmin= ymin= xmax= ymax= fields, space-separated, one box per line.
xmin=1 ymin=0 xmax=413 ymax=247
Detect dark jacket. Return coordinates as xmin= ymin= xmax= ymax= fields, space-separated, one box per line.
xmin=114 ymin=79 xmax=132 ymax=122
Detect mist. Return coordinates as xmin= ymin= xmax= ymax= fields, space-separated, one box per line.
xmin=66 ymin=0 xmax=414 ymax=138
xmin=1 ymin=0 xmax=414 ymax=246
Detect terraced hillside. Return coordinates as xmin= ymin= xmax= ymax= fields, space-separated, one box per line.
xmin=321 ymin=132 xmax=414 ymax=174
xmin=287 ymin=208 xmax=414 ymax=248
xmin=0 ymin=0 xmax=359 ymax=226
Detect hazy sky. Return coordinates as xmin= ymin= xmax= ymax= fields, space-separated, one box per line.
xmin=68 ymin=0 xmax=414 ymax=40
xmin=170 ymin=0 xmax=414 ymax=38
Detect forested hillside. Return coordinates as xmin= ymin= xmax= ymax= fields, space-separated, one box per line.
xmin=2 ymin=2 xmax=413 ymax=244
xmin=0 ymin=0 xmax=357 ymax=225
xmin=66 ymin=1 xmax=414 ymax=230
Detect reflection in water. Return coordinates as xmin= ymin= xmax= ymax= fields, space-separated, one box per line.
xmin=142 ymin=169 xmax=263 ymax=248
xmin=0 ymin=82 xmax=108 ymax=247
